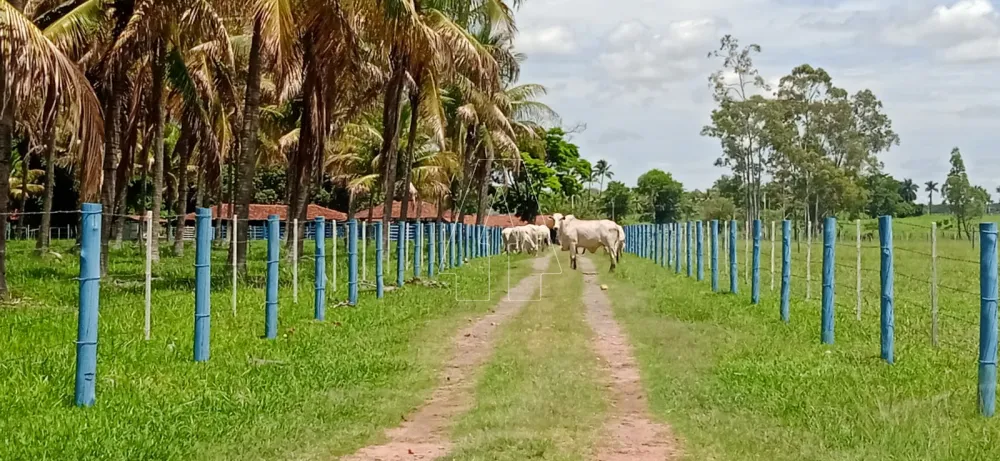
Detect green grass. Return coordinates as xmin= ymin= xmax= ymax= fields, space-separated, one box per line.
xmin=602 ymin=238 xmax=1000 ymax=461
xmin=444 ymin=262 xmax=606 ymax=461
xmin=1 ymin=238 xmax=528 ymax=460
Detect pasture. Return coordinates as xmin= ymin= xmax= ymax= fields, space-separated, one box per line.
xmin=609 ymin=217 xmax=998 ymax=460
xmin=1 ymin=237 xmax=529 ymax=460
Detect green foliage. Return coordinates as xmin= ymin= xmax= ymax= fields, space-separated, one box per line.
xmin=945 ymin=147 xmax=987 ymax=239
xmin=601 ymin=181 xmax=632 ymax=220
xmin=636 ymin=169 xmax=684 ymax=223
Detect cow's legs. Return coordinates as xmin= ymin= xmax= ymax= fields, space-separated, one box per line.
xmin=569 ymin=242 xmax=578 ymax=270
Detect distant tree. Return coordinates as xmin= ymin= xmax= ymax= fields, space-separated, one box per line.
xmin=899 ymin=178 xmax=918 ymax=202
xmin=593 ymin=159 xmax=613 ymax=195
xmin=636 ymin=169 xmax=684 ymax=223
xmin=944 ymin=147 xmax=985 ymax=240
xmin=602 ymin=181 xmax=632 ymax=220
xmin=925 ymin=181 xmax=938 ymax=214
xmin=865 ymin=173 xmax=903 ymax=217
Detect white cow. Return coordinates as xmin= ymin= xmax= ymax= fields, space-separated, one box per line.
xmin=528 ymin=224 xmax=551 ymax=250
xmin=552 ymin=214 xmax=624 ymax=271
xmin=511 ymin=226 xmax=538 ymax=255
xmin=502 ymin=227 xmax=517 ymax=253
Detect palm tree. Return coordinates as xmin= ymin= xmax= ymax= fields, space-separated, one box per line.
xmin=925 ymin=181 xmax=938 ymax=214
xmin=0 ymin=1 xmax=104 ymax=295
xmin=594 ymin=159 xmax=613 ymax=195
xmin=899 ymin=178 xmax=918 ymax=202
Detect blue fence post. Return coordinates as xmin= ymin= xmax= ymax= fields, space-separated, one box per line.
xmin=980 ymin=222 xmax=997 ymax=417
xmin=348 ymin=219 xmax=358 ymax=306
xmin=879 ymin=216 xmax=894 ymax=363
xmin=397 ymin=222 xmax=406 ymax=286
xmin=685 ymin=222 xmax=692 ymax=277
xmin=697 ymin=221 xmax=704 ymax=281
xmin=752 ymin=219 xmax=761 ymax=305
xmin=74 ymin=203 xmax=102 ymax=407
xmin=658 ymin=225 xmax=664 ymax=267
xmin=438 ymin=222 xmax=445 ymax=271
xmin=781 ymin=220 xmax=791 ymax=323
xmin=822 ymin=216 xmax=836 ymax=344
xmin=314 ymin=217 xmax=327 ymax=318
xmin=450 ymin=223 xmax=457 ymax=267
xmin=457 ymin=224 xmax=465 ymax=267
xmin=667 ymin=223 xmax=674 ymax=269
xmin=414 ymin=221 xmax=423 ymax=277
xmin=711 ymin=220 xmax=719 ymax=292
xmin=265 ymin=215 xmax=279 ymax=339
xmin=194 ymin=207 xmax=211 ymax=361
xmin=428 ymin=222 xmax=436 ymax=278
xmin=729 ymin=220 xmax=738 ymax=294
xmin=375 ymin=221 xmax=384 ymax=298
xmin=675 ymin=223 xmax=681 ymax=274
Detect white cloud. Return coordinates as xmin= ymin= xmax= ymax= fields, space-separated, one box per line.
xmin=883 ymin=0 xmax=1000 ymax=48
xmin=597 ymin=19 xmax=720 ymax=93
xmin=515 ymin=25 xmax=579 ymax=55
xmin=513 ymin=0 xmax=1000 ymax=192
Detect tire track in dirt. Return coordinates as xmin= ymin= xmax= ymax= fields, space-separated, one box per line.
xmin=338 ymin=256 xmax=552 ymax=461
xmin=579 ymin=256 xmax=681 ymax=461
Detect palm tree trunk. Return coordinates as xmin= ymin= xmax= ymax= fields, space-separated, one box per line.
xmin=150 ymin=40 xmax=167 ymax=261
xmin=172 ymin=120 xmax=194 ymax=256
xmin=36 ymin=123 xmax=56 ymax=252
xmin=378 ymin=50 xmax=408 ymax=250
xmin=112 ymin=107 xmax=136 ymax=248
xmin=231 ymin=18 xmax=263 ymax=270
xmin=475 ymin=147 xmax=493 ymax=225
xmin=286 ymin=36 xmax=318 ymax=256
xmin=399 ymin=78 xmax=421 ymax=224
xmin=99 ymin=69 xmax=123 ymax=272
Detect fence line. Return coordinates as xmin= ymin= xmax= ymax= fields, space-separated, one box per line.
xmin=1 ymin=203 xmax=513 ymax=408
xmin=623 ymin=216 xmax=998 ymax=417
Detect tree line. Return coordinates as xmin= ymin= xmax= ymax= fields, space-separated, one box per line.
xmin=0 ymin=0 xmax=573 ymax=296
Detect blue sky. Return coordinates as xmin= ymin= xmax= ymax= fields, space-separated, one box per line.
xmin=512 ymin=0 xmax=1000 ymax=193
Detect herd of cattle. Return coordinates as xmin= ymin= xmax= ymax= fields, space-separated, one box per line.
xmin=501 ymin=213 xmax=626 ymax=271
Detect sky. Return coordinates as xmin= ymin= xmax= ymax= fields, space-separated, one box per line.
xmin=511 ymin=0 xmax=1000 ymax=193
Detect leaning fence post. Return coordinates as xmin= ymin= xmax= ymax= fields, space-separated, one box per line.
xmin=314 ymin=217 xmax=326 ymax=320
xmin=752 ymin=219 xmax=761 ymax=304
xmin=348 ymin=219 xmax=359 ymax=305
xmin=361 ymin=222 xmax=367 ymax=282
xmin=979 ymin=222 xmax=997 ymax=417
xmin=74 ymin=202 xmax=102 ymax=407
xmin=397 ymin=222 xmax=405 ymax=286
xmin=781 ymin=220 xmax=791 ymax=323
xmin=375 ymin=221 xmax=384 ymax=298
xmin=194 ymin=207 xmax=212 ymax=362
xmin=822 ymin=217 xmax=836 ymax=344
xmin=265 ymin=215 xmax=279 ymax=339
xmin=711 ymin=220 xmax=719 ymax=291
xmin=729 ymin=219 xmax=738 ymax=294
xmin=856 ymin=219 xmax=862 ymax=321
xmin=879 ymin=215 xmax=894 ymax=364
xmin=931 ymin=221 xmax=939 ymax=347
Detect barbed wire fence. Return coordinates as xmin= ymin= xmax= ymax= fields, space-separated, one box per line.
xmin=1 ymin=203 xmax=508 ymax=408
xmin=623 ymin=216 xmax=998 ymax=418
